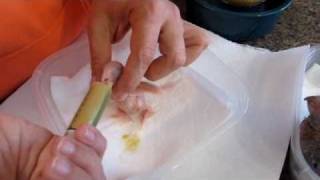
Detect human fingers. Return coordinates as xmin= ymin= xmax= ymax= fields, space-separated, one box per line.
xmin=88 ymin=2 xmax=113 ymax=82
xmin=74 ymin=124 xmax=107 ymax=158
xmin=182 ymin=21 xmax=209 ymax=66
xmin=145 ymin=3 xmax=186 ymax=81
xmin=112 ymin=0 xmax=168 ymax=101
xmin=55 ymin=135 xmax=105 ymax=180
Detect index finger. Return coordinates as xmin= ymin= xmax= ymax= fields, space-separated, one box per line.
xmin=88 ymin=8 xmax=113 ymax=82
xmin=112 ymin=20 xmax=162 ymax=101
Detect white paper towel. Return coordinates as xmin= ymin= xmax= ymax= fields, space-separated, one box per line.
xmin=0 ymin=31 xmax=312 ymax=180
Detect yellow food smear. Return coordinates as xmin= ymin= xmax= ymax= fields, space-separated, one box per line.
xmin=122 ymin=133 xmax=140 ymax=152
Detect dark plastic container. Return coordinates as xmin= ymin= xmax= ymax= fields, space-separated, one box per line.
xmin=186 ymin=0 xmax=292 ymax=42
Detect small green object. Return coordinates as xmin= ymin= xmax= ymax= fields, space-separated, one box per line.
xmin=122 ymin=133 xmax=140 ymax=152
xmin=69 ymin=82 xmax=112 ymax=129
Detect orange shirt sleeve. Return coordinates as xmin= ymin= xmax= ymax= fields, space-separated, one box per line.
xmin=0 ymin=0 xmax=89 ymax=100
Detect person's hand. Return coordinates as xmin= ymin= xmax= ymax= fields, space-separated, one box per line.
xmin=88 ymin=0 xmax=209 ymax=101
xmin=31 ymin=125 xmax=107 ymax=180
xmin=0 ymin=114 xmax=107 ymax=180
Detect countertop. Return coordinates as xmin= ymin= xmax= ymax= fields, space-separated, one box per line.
xmin=248 ymin=0 xmax=320 ymax=51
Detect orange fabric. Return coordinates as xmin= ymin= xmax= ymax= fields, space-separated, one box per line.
xmin=0 ymin=0 xmax=89 ymax=100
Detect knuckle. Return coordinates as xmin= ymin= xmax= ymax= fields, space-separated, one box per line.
xmin=143 ymin=0 xmax=176 ymax=20
xmin=170 ymin=4 xmax=181 ymax=19
xmin=146 ymin=0 xmax=165 ymax=12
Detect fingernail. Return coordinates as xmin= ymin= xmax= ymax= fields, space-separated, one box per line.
xmin=52 ymin=157 xmax=71 ymax=176
xmin=85 ymin=126 xmax=95 ymax=141
xmin=58 ymin=139 xmax=75 ymax=155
